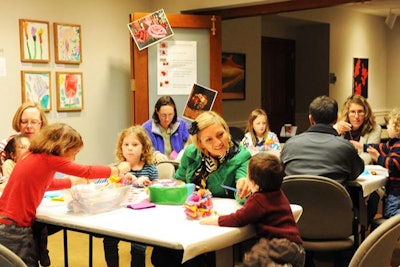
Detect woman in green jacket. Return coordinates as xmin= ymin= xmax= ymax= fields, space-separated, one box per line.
xmin=151 ymin=111 xmax=252 ymax=267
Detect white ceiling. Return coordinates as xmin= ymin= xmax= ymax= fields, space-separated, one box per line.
xmin=342 ymin=0 xmax=400 ymax=17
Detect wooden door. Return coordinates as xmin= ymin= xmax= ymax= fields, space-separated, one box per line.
xmin=261 ymin=37 xmax=296 ymax=137
xmin=129 ymin=13 xmax=222 ymax=124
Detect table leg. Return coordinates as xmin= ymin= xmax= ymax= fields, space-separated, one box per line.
xmin=63 ymin=229 xmax=68 ymax=267
xmin=215 ymin=247 xmax=233 ymax=267
xmin=89 ymin=234 xmax=93 ymax=267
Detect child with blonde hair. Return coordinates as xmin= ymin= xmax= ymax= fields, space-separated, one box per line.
xmin=241 ymin=109 xmax=281 ymax=156
xmin=103 ymin=125 xmax=158 ymax=267
xmin=0 ymin=123 xmax=130 ymax=267
xmin=352 ymin=108 xmax=400 ymax=218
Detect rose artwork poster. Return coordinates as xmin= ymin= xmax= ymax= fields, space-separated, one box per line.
xmin=128 ymin=9 xmax=174 ymax=51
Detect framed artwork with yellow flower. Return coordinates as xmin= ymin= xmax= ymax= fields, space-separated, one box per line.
xmin=54 ymin=23 xmax=82 ymax=64
xmin=19 ymin=19 xmax=50 ymax=63
xmin=56 ymin=72 xmax=84 ymax=112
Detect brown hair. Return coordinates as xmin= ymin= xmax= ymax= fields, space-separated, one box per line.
xmin=248 ymin=153 xmax=284 ymax=192
xmin=115 ymin=125 xmax=155 ymax=164
xmin=12 ymin=102 xmax=48 ymax=132
xmin=29 ymin=123 xmax=83 ymax=156
xmin=245 ymin=109 xmax=270 ymax=145
xmin=339 ymin=94 xmax=376 ymax=136
xmin=152 ymin=96 xmax=177 ymax=124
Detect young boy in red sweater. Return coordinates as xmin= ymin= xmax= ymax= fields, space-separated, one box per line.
xmin=200 ymin=153 xmax=305 ymax=267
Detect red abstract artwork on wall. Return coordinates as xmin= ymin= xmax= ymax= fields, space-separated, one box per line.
xmin=353 ymin=58 xmax=368 ymax=98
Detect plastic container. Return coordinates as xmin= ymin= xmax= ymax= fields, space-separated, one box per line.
xmin=64 ymin=183 xmax=130 ymax=214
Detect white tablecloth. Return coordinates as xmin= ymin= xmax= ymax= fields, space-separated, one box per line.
xmin=37 ymin=191 xmax=302 ymax=263
xmin=356 ymin=165 xmax=388 ymax=197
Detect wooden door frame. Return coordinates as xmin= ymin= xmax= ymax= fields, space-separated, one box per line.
xmin=129 ymin=13 xmax=222 ymax=124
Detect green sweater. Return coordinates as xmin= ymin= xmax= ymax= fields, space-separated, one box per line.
xmin=174 ymin=144 xmax=251 ymax=203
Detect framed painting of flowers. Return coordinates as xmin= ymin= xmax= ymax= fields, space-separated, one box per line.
xmin=19 ymin=19 xmax=50 ymax=63
xmin=21 ymin=71 xmax=51 ymax=112
xmin=56 ymin=72 xmax=84 ymax=111
xmin=54 ymin=23 xmax=82 ymax=64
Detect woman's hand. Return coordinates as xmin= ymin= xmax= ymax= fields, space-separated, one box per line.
xmin=334 ymin=121 xmax=352 ymax=135
xmin=350 ymin=140 xmax=363 ymax=150
xmin=367 ymin=146 xmax=380 ymax=162
xmin=199 ymin=216 xmax=219 ymax=225
xmin=236 ymin=178 xmax=251 ymax=199
xmin=154 ymin=151 xmax=169 ymax=163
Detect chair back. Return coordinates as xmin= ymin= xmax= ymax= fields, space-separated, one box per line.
xmin=349 ymin=214 xmax=400 ymax=267
xmin=0 ymin=244 xmax=27 ymax=267
xmin=156 ymin=161 xmax=178 ymax=179
xmin=282 ymin=175 xmax=354 ymax=240
xmin=229 ymin=126 xmax=245 ymax=144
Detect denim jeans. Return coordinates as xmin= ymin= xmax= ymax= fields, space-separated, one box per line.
xmin=384 ymin=193 xmax=400 ymax=218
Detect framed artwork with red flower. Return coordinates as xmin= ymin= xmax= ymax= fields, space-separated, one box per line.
xmin=54 ymin=23 xmax=82 ymax=64
xmin=56 ymin=72 xmax=84 ymax=112
xmin=19 ymin=19 xmax=50 ymax=63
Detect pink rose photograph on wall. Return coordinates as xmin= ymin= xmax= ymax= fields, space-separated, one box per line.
xmin=56 ymin=72 xmax=83 ymax=111
xmin=127 ymin=9 xmax=174 ymax=51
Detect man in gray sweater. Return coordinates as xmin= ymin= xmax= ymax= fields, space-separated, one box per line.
xmin=281 ymin=95 xmax=364 ymax=184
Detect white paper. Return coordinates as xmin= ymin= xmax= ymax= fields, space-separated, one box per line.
xmin=157 ymin=41 xmax=197 ymax=95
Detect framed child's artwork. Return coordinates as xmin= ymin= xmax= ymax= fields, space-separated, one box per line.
xmin=21 ymin=71 xmax=51 ymax=112
xmin=54 ymin=23 xmax=82 ymax=64
xmin=19 ymin=19 xmax=50 ymax=63
xmin=56 ymin=72 xmax=84 ymax=111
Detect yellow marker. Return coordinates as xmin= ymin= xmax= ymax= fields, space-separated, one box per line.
xmin=109 ymin=175 xmax=121 ymax=183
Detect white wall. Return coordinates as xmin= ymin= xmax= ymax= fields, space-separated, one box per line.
xmin=0 ymin=0 xmax=149 ymax=164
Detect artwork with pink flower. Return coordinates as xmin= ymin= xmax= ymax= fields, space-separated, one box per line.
xmin=19 ymin=19 xmax=50 ymax=63
xmin=56 ymin=72 xmax=84 ymax=111
xmin=127 ymin=9 xmax=174 ymax=51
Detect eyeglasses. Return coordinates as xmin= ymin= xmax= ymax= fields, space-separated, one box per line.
xmin=20 ymin=120 xmax=41 ymax=126
xmin=159 ymin=114 xmax=174 ymax=119
xmin=349 ymin=111 xmax=365 ymax=116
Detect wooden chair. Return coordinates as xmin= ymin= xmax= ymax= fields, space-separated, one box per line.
xmin=0 ymin=244 xmax=27 ymax=267
xmin=281 ymin=175 xmax=357 ymax=265
xmin=349 ymin=214 xmax=400 ymax=267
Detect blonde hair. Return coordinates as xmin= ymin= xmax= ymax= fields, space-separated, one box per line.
xmin=339 ymin=95 xmax=376 ymax=136
xmin=12 ymin=102 xmax=48 ymax=132
xmin=245 ymin=109 xmax=270 ymax=145
xmin=29 ymin=123 xmax=83 ymax=156
xmin=115 ymin=125 xmax=155 ymax=164
xmin=189 ymin=111 xmax=232 ymax=155
xmin=387 ymin=108 xmax=400 ymax=134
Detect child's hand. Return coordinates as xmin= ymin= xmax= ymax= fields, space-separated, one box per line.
xmin=366 ymin=146 xmax=379 ymax=162
xmin=70 ymin=176 xmax=88 ymax=186
xmin=199 ymin=216 xmax=219 ymax=225
xmin=117 ymin=162 xmax=131 ymax=174
xmin=135 ymin=176 xmax=151 ymax=187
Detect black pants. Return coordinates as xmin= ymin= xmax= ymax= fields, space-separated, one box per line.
xmin=151 ymin=246 xmax=215 ymax=267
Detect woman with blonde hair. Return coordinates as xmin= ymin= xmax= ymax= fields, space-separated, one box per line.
xmin=151 ymin=111 xmax=252 ymax=267
xmin=11 ymin=102 xmax=48 ymax=140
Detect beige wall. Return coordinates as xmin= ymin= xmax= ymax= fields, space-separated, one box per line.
xmin=1 ymin=1 xmax=399 ymax=165
xmin=0 ymin=0 xmax=149 ymax=164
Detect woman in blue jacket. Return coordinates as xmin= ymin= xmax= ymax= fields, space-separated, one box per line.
xmin=142 ymin=96 xmax=189 ymax=162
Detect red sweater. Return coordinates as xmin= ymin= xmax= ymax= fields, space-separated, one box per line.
xmin=218 ymin=189 xmax=302 ymax=244
xmin=0 ymin=152 xmax=111 ymax=227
